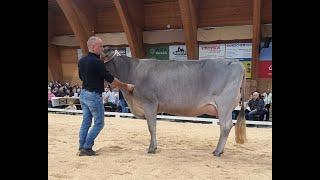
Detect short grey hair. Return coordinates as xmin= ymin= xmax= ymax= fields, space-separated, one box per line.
xmin=87 ymin=36 xmax=101 ymax=51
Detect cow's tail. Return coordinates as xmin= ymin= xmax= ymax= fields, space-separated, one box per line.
xmin=235 ymin=69 xmax=247 ymax=144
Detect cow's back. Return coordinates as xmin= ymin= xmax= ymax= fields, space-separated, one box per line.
xmin=128 ymin=59 xmax=243 ymax=115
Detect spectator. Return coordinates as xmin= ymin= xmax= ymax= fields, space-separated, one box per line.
xmin=71 ymin=87 xmax=78 ymax=97
xmin=118 ymin=90 xmax=128 ymax=113
xmin=102 ymin=86 xmax=110 ymax=105
xmin=65 ymin=101 xmax=77 ymax=110
xmin=262 ymin=88 xmax=272 ymax=121
xmin=245 ymin=92 xmax=266 ymax=121
xmin=103 ymin=86 xmax=118 ymax=112
xmin=48 ymin=88 xmax=56 ymax=107
xmin=76 ymin=87 xmax=81 ymax=94
xmin=56 ymin=87 xmax=66 ymax=97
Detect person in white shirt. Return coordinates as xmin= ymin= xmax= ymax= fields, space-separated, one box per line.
xmin=102 ymin=87 xmax=110 ymax=105
xmin=262 ymin=89 xmax=272 ymax=121
xmin=102 ymin=86 xmax=118 ymax=111
xmin=65 ymin=101 xmax=77 ymax=114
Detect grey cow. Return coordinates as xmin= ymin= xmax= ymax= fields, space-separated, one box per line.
xmin=102 ymin=49 xmax=247 ymax=157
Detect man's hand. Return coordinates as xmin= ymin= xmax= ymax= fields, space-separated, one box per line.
xmin=125 ymin=84 xmax=134 ymax=94
xmin=111 ymin=78 xmax=134 ymax=94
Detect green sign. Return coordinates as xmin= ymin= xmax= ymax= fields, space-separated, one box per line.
xmin=146 ymin=46 xmax=169 ymax=60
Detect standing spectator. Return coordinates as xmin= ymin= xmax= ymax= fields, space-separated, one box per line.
xmin=262 ymin=88 xmax=272 ymax=121
xmin=48 ymin=87 xmax=55 ymax=107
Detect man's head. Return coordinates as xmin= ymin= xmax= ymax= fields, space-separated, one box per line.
xmin=266 ymin=88 xmax=271 ymax=93
xmin=252 ymin=92 xmax=259 ymax=100
xmin=72 ymin=88 xmax=77 ymax=93
xmin=87 ymin=36 xmax=103 ymax=55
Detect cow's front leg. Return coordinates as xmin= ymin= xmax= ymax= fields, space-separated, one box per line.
xmin=143 ymin=103 xmax=158 ymax=153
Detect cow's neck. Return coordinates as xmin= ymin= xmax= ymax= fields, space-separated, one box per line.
xmin=113 ymin=56 xmax=138 ymax=84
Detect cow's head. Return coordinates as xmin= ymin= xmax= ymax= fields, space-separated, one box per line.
xmin=101 ymin=47 xmax=121 ymax=77
xmin=101 ymin=46 xmax=118 ymax=63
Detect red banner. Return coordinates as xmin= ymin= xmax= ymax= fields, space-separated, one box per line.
xmin=259 ymin=61 xmax=272 ymax=78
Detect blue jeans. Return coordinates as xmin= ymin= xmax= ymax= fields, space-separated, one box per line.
xmin=246 ymin=109 xmax=266 ymax=121
xmin=119 ymin=99 xmax=128 ymax=113
xmin=79 ymin=89 xmax=105 ymax=150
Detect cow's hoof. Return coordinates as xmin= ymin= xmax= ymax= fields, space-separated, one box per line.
xmin=148 ymin=147 xmax=157 ymax=154
xmin=212 ymin=150 xmax=223 ymax=157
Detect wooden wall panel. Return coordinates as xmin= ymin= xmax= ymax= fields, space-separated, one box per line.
xmin=257 ymin=78 xmax=272 ymax=93
xmin=58 ymin=47 xmax=81 ymax=84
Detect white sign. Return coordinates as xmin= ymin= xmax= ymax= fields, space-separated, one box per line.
xmin=226 ymin=43 xmax=252 ymax=59
xmin=199 ymin=44 xmax=225 ymax=59
xmin=77 ymin=49 xmax=83 ymax=61
xmin=113 ymin=47 xmax=126 ymax=56
xmin=169 ymin=45 xmax=187 ymax=60
xmin=51 ymin=97 xmax=80 ymax=107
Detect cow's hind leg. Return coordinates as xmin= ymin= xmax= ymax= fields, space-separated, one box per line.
xmin=213 ymin=110 xmax=233 ymax=157
xmin=213 ymin=98 xmax=235 ymax=157
xmin=143 ymin=103 xmax=158 ymax=153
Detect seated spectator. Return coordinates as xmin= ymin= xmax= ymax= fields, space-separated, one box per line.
xmin=71 ymin=87 xmax=78 ymax=97
xmin=56 ymin=87 xmax=66 ymax=97
xmin=245 ymin=92 xmax=266 ymax=121
xmin=76 ymin=87 xmax=81 ymax=94
xmin=118 ymin=90 xmax=128 ymax=113
xmin=64 ymin=88 xmax=71 ymax=97
xmin=232 ymin=100 xmax=242 ymax=120
xmin=102 ymin=86 xmax=118 ymax=112
xmin=65 ymin=101 xmax=77 ymax=110
xmin=73 ymin=83 xmax=80 ymax=90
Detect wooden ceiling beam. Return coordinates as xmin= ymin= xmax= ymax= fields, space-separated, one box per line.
xmin=252 ymin=0 xmax=261 ymax=79
xmin=114 ymin=0 xmax=145 ymax=58
xmin=56 ymin=0 xmax=95 ymax=55
xmin=178 ymin=0 xmax=199 ymax=60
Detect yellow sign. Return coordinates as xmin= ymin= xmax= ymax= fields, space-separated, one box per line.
xmin=241 ymin=61 xmax=252 ymax=79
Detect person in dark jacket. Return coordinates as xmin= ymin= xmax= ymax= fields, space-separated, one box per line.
xmin=77 ymin=36 xmax=134 ymax=156
xmin=245 ymin=92 xmax=266 ymax=121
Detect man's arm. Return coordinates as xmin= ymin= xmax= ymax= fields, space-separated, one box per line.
xmin=257 ymin=99 xmax=265 ymax=111
xmin=248 ymin=100 xmax=253 ymax=110
xmin=98 ymin=60 xmax=134 ymax=93
xmin=111 ymin=78 xmax=134 ymax=93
